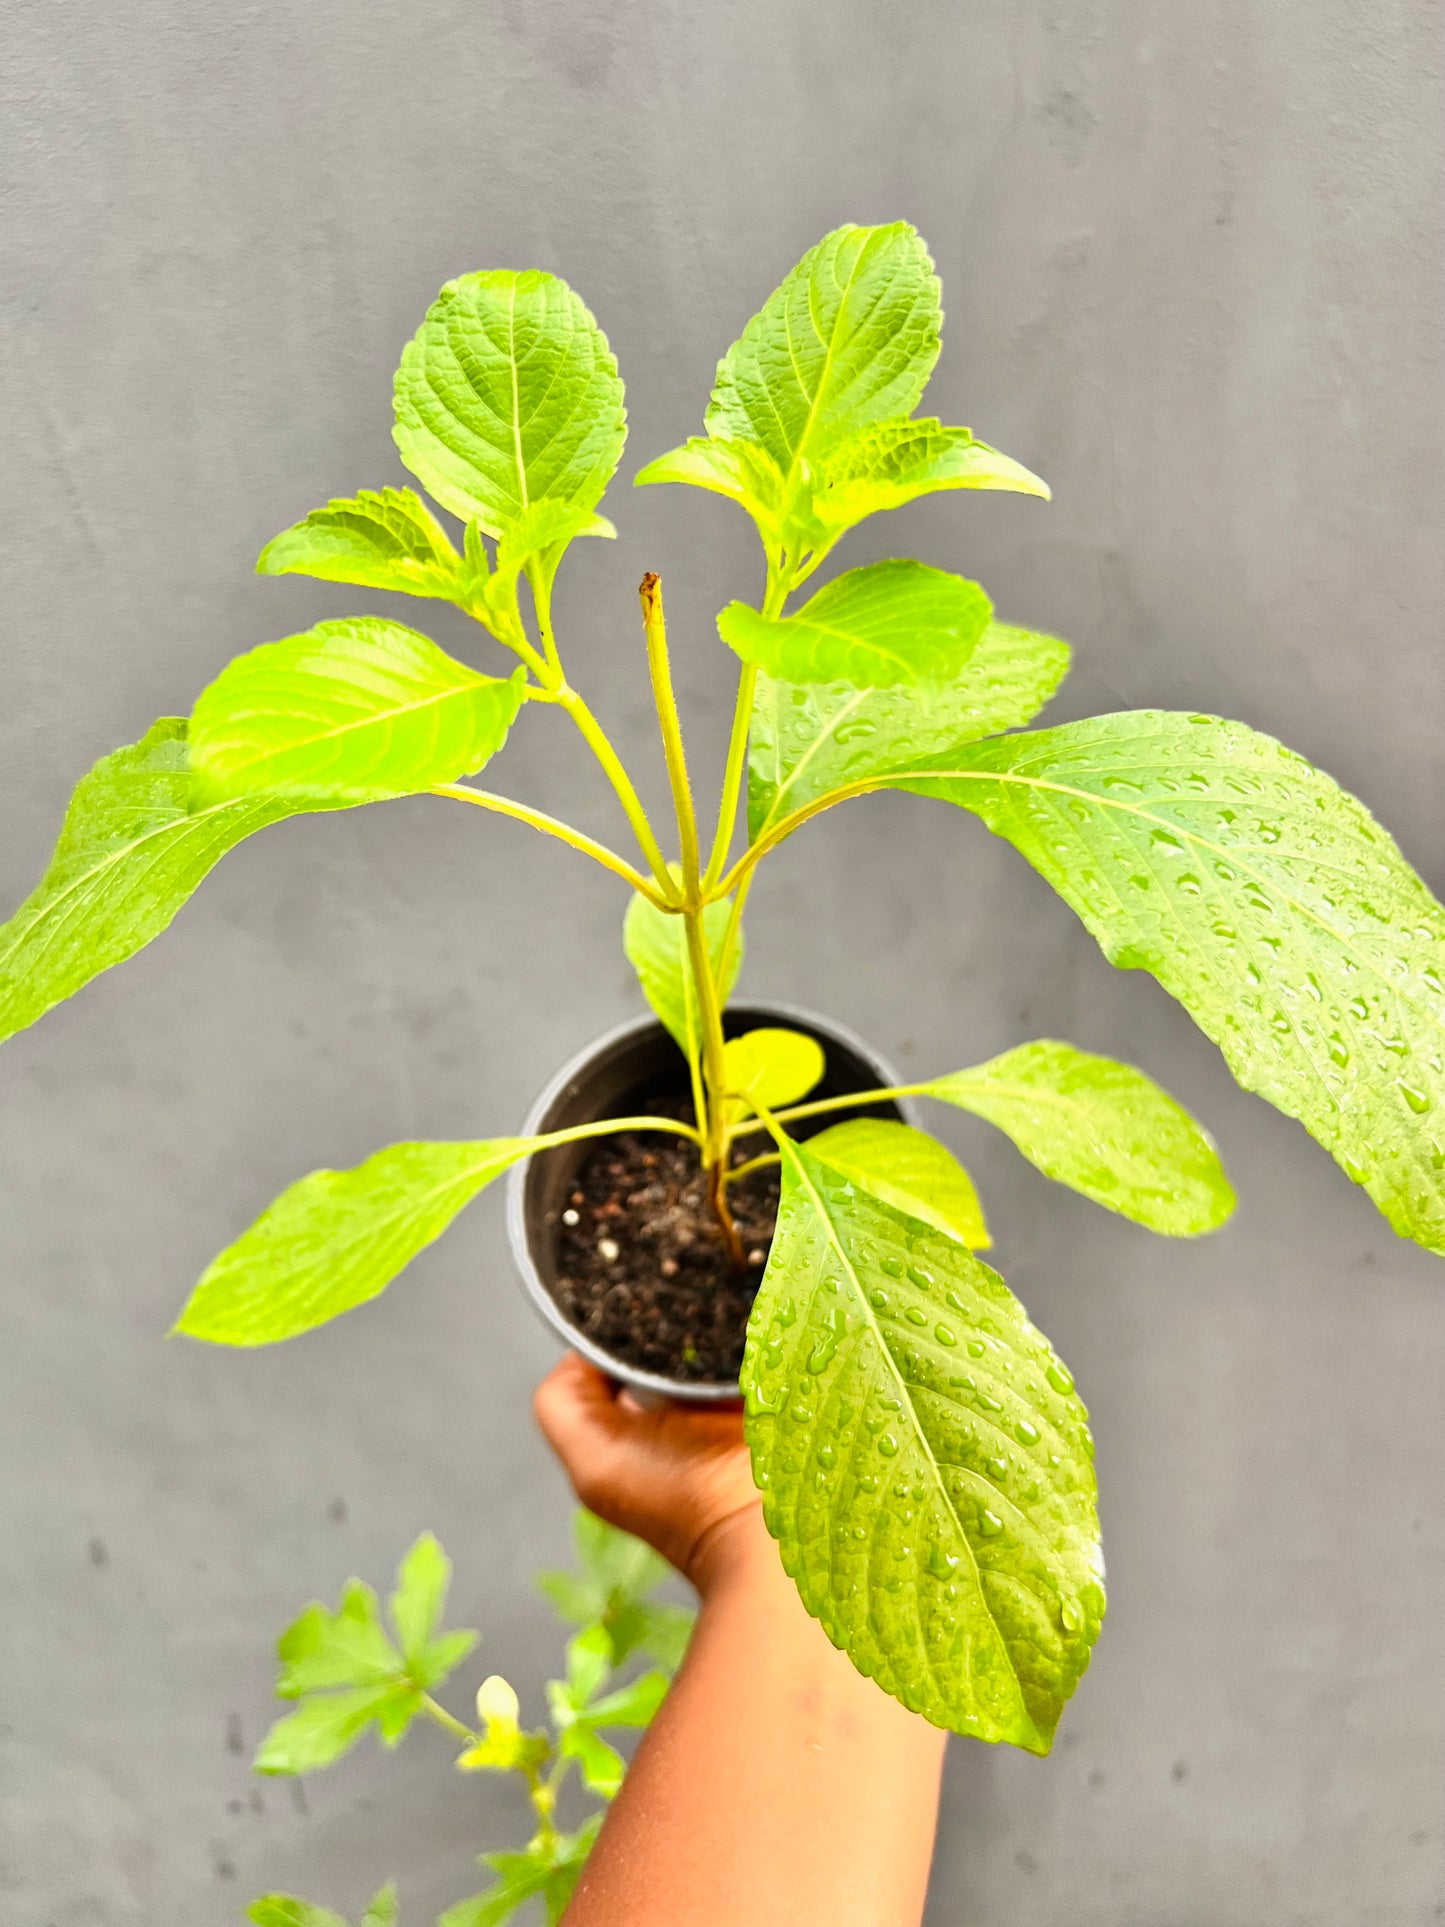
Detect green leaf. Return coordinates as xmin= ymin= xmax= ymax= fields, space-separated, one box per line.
xmin=438 ymin=1864 xmax=550 ymax=1927
xmin=622 ymin=1602 xmax=695 ymax=1672
xmin=540 ymin=1821 xmax=603 ymax=1927
xmin=533 ymin=1571 xmax=594 ymax=1625
xmin=189 ymin=619 xmax=526 ymax=800
xmin=806 ymin=417 xmax=1049 ymax=538
xmin=361 ymin=1888 xmax=399 ymax=1927
xmin=722 ymin=1026 xmax=825 ymax=1120
xmin=719 ymin=560 xmax=991 ymax=689
xmin=415 ymin=1627 xmax=479 ymax=1690
xmin=633 ymin=435 xmax=785 ymax=544
xmin=491 ymin=499 xmax=616 ymax=585
xmin=254 ymin=1685 xmax=411 ymax=1774
xmin=583 ymin=1670 xmax=670 ymax=1729
xmin=276 ymin=1581 xmax=402 ymax=1697
xmin=537 ymin=1510 xmax=694 ymax=1669
xmin=259 ymin=1543 xmax=477 ymax=1773
xmin=535 ymin=1584 xmax=692 ymax=1674
xmin=444 ymin=501 xmax=616 ymax=646
xmin=896 ymin=711 xmax=1445 ymax=1253
xmin=257 ymin=488 xmax=462 ymax=600
xmin=743 ymin=1138 xmax=1103 ymax=1751
xmin=919 ymin=1040 xmax=1234 ymax=1235
xmin=706 ymin=224 xmax=940 ymax=478
xmin=746 ymin=621 xmax=1071 ymax=840
xmin=174 ymin=1137 xmax=532 ymax=1345
xmin=563 ymin=1624 xmax=614 ymax=1707
xmin=809 ymin=1118 xmax=990 ymax=1249
xmin=558 ymin=1721 xmax=627 ymax=1798
xmin=0 ymin=720 xmax=358 ymax=1048
xmin=442 ymin=1819 xmax=603 ymax=1927
xmin=389 ymin=1532 xmax=450 ymax=1660
xmin=572 ymin=1508 xmax=674 ymax=1603
xmin=248 ymin=1898 xmax=350 ymax=1927
xmin=374 ymin=1691 xmax=423 ymax=1749
xmin=393 ymin=270 xmax=626 ymax=537
xmin=622 ymin=883 xmax=743 ymax=1064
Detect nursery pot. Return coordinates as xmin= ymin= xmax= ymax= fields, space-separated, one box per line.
xmin=508 ymin=1004 xmax=915 ymax=1404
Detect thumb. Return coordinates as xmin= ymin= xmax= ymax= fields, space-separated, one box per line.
xmin=533 ymin=1352 xmax=632 ymax=1478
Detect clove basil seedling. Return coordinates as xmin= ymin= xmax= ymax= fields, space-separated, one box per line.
xmin=245 ymin=1512 xmax=693 ymax=1926
xmin=5 ymin=223 xmax=1443 ymax=1752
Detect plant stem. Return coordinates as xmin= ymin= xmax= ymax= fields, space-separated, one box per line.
xmin=722 ymin=1149 xmax=780 ymax=1186
xmin=640 ymin=572 xmax=747 ymax=1267
xmin=526 ymin=1757 xmax=561 ymax=1851
xmin=421 ymin=1694 xmax=478 ymax=1745
xmin=712 ymin=863 xmax=753 ymax=990
xmin=725 ymin=1081 xmax=931 ymax=1143
xmin=526 ymin=559 xmax=564 ymax=680
xmin=528 ymin=1113 xmax=705 ymax=1153
xmin=431 ymin=785 xmax=668 ymax=902
xmin=702 ymin=564 xmax=790 ymax=889
xmin=713 ymin=772 xmax=892 ymax=898
xmin=705 ymin=1149 xmax=747 ymax=1269
xmin=556 ymin=684 xmax=679 ymax=901
xmin=640 ymin=574 xmax=703 ymax=903
xmin=702 ymin=661 xmax=758 ymax=887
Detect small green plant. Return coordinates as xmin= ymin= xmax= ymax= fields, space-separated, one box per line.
xmin=246 ymin=1513 xmax=693 ymax=1926
xmin=4 ymin=222 xmax=1443 ymax=1753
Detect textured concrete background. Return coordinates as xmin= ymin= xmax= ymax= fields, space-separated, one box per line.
xmin=3 ymin=3 xmax=1443 ymax=1923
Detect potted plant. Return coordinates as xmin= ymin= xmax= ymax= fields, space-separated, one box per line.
xmin=4 ymin=221 xmax=1441 ymax=1761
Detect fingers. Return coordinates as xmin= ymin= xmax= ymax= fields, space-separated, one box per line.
xmin=533 ymin=1353 xmax=628 ymax=1473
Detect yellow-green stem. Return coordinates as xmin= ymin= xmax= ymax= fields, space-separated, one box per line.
xmin=702 ymin=660 xmax=758 ymax=887
xmin=463 ymin=548 xmax=674 ymax=900
xmin=722 ymin=1148 xmax=780 ymax=1186
xmin=640 ymin=573 xmax=746 ymax=1263
xmin=712 ymin=863 xmax=754 ymax=991
xmin=556 ymin=684 xmax=678 ymax=900
xmin=526 ymin=559 xmax=564 ymax=680
xmin=714 ymin=771 xmax=894 ymax=898
xmin=531 ymin=1112 xmax=704 ymax=1153
xmin=702 ymin=565 xmax=790 ymax=889
xmin=640 ymin=574 xmax=702 ymax=902
xmin=421 ymin=1694 xmax=476 ymax=1744
xmin=725 ymin=1081 xmax=929 ymax=1144
xmin=431 ymin=785 xmax=666 ymax=902
xmin=526 ymin=1758 xmax=560 ymax=1851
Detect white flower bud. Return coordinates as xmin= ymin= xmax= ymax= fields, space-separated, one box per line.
xmin=475 ymin=1673 xmax=520 ymax=1729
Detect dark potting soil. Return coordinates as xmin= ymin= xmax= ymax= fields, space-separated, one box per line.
xmin=551 ymin=1099 xmax=780 ymax=1384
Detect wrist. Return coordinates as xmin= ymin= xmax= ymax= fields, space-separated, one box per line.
xmin=686 ymin=1501 xmax=786 ymax=1601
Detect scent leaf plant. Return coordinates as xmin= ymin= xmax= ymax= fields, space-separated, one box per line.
xmin=5 ymin=223 xmax=1444 ymax=1752
xmin=246 ymin=1512 xmax=693 ymax=1926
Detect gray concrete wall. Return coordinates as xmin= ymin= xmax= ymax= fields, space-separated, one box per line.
xmin=3 ymin=3 xmax=1442 ymax=1922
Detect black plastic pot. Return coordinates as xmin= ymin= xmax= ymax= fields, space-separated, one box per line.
xmin=507 ymin=1002 xmax=914 ymax=1403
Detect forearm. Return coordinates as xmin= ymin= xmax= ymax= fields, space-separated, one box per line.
xmin=563 ymin=1509 xmax=947 ymax=1927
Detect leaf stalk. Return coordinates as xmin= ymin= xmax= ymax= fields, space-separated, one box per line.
xmin=431 ymin=786 xmax=667 ymax=904
xmin=726 ymin=1081 xmax=931 ymax=1144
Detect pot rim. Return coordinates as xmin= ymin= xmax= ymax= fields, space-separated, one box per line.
xmin=506 ymin=1001 xmax=914 ymax=1404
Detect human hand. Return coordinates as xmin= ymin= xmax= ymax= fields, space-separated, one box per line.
xmin=533 ymin=1354 xmax=766 ymax=1595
